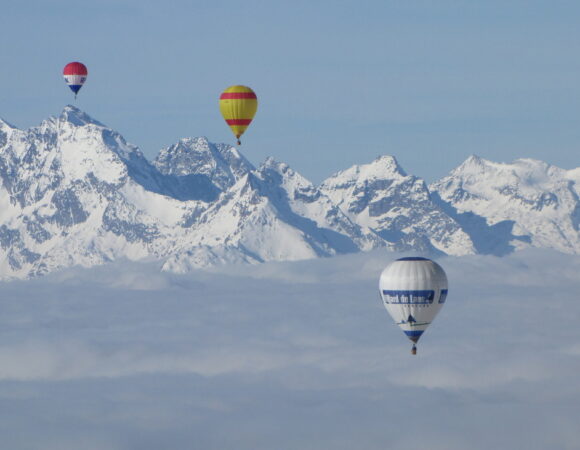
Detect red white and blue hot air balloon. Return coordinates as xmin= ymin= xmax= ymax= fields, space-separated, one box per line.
xmin=63 ymin=62 xmax=88 ymax=98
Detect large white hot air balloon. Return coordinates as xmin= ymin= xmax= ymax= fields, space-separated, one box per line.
xmin=379 ymin=257 xmax=448 ymax=354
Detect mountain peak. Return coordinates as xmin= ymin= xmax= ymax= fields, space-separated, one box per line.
xmin=59 ymin=105 xmax=105 ymax=127
xmin=154 ymin=135 xmax=254 ymax=191
xmin=464 ymin=154 xmax=486 ymax=164
xmin=460 ymin=154 xmax=489 ymax=167
xmin=261 ymin=157 xmax=290 ymax=173
xmin=369 ymin=154 xmax=406 ymax=175
xmin=449 ymin=154 xmax=497 ymax=177
xmin=0 ymin=117 xmax=16 ymax=130
xmin=178 ymin=136 xmax=210 ymax=148
xmin=324 ymin=155 xmax=407 ymax=188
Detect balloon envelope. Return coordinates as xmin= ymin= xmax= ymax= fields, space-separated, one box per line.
xmin=379 ymin=257 xmax=448 ymax=344
xmin=219 ymin=85 xmax=257 ymax=144
xmin=63 ymin=62 xmax=88 ymax=95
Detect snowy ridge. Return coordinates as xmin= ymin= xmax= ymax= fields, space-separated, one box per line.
xmin=430 ymin=155 xmax=580 ymax=255
xmin=321 ymin=156 xmax=475 ymax=256
xmin=163 ymin=158 xmax=386 ymax=272
xmin=0 ymin=107 xmax=577 ymax=279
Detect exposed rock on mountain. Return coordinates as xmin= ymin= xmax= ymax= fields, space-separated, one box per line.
xmin=321 ymin=156 xmax=475 ymax=256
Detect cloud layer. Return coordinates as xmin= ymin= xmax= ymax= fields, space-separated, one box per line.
xmin=0 ymin=249 xmax=579 ymax=449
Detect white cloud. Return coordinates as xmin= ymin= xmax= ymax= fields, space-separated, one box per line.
xmin=0 ymin=249 xmax=579 ymax=449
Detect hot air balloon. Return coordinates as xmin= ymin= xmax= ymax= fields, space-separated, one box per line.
xmin=219 ymin=85 xmax=257 ymax=145
xmin=63 ymin=62 xmax=88 ymax=98
xmin=379 ymin=257 xmax=448 ymax=354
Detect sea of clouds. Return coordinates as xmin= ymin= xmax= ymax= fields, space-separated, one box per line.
xmin=0 ymin=249 xmax=578 ymax=449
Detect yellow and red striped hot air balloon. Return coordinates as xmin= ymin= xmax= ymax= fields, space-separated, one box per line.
xmin=219 ymin=85 xmax=258 ymax=145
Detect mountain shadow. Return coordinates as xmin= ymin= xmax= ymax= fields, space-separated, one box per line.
xmin=430 ymin=192 xmax=531 ymax=256
xmin=121 ymin=154 xmax=220 ymax=203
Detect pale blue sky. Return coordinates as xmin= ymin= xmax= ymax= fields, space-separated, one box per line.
xmin=1 ymin=0 xmax=579 ymax=182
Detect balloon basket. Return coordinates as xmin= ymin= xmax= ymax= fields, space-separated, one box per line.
xmin=411 ymin=345 xmax=417 ymax=355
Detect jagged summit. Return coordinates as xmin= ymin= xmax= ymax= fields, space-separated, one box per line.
xmin=455 ymin=154 xmax=487 ymax=170
xmin=154 ymin=136 xmax=254 ymax=192
xmin=321 ymin=156 xmax=474 ymax=256
xmin=260 ymin=159 xmax=296 ymax=184
xmin=58 ymin=104 xmax=106 ymax=127
xmin=325 ymin=155 xmax=407 ymax=188
xmin=371 ymin=154 xmax=406 ymax=174
xmin=261 ymin=156 xmax=287 ymax=170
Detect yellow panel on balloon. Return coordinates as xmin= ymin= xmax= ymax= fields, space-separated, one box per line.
xmin=219 ymin=85 xmax=258 ymax=144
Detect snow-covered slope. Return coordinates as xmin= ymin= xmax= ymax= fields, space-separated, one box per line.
xmin=163 ymin=158 xmax=385 ymax=273
xmin=320 ymin=156 xmax=475 ymax=256
xmin=0 ymin=106 xmax=196 ymax=278
xmin=430 ymin=155 xmax=580 ymax=255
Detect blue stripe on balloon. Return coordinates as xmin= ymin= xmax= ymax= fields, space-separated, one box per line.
xmin=68 ymin=85 xmax=82 ymax=94
xmin=404 ymin=330 xmax=424 ymax=337
xmin=405 ymin=330 xmax=424 ymax=343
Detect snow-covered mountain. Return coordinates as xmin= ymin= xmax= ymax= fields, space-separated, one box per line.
xmin=0 ymin=107 xmax=576 ymax=279
xmin=163 ymin=158 xmax=385 ymax=273
xmin=0 ymin=106 xmax=383 ymax=279
xmin=320 ymin=156 xmax=475 ymax=256
xmin=430 ymin=155 xmax=580 ymax=255
xmin=0 ymin=106 xmax=193 ymax=278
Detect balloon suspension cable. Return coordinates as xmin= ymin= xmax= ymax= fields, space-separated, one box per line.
xmin=411 ymin=344 xmax=417 ymax=355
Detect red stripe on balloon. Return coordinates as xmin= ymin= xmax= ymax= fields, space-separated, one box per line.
xmin=63 ymin=62 xmax=88 ymax=75
xmin=220 ymin=92 xmax=257 ymax=100
xmin=226 ymin=119 xmax=252 ymax=125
